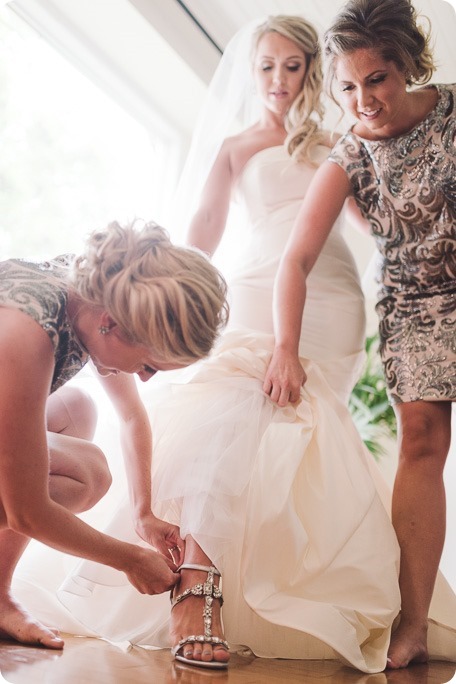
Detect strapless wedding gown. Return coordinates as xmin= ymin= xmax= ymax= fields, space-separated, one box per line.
xmin=15 ymin=147 xmax=456 ymax=673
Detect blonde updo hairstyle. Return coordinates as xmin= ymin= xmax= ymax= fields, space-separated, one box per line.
xmin=324 ymin=0 xmax=435 ymax=104
xmin=70 ymin=220 xmax=229 ymax=365
xmin=251 ymin=15 xmax=325 ymax=164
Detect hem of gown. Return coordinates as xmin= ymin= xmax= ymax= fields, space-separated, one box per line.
xmin=389 ymin=394 xmax=456 ymax=405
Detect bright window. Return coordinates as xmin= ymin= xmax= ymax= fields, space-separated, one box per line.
xmin=0 ymin=5 xmax=171 ymax=260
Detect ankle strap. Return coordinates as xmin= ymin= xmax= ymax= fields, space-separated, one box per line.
xmin=178 ymin=563 xmax=221 ymax=576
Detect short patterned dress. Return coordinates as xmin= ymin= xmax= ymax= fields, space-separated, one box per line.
xmin=329 ymin=83 xmax=456 ymax=404
xmin=0 ymin=255 xmax=88 ymax=392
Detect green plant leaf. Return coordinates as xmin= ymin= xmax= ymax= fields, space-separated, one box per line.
xmin=349 ymin=333 xmax=397 ymax=458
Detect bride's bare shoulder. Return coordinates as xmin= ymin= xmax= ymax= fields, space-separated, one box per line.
xmin=223 ymin=123 xmax=263 ymax=150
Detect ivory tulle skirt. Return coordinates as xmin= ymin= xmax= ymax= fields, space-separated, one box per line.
xmin=54 ymin=331 xmax=402 ymax=672
xmin=12 ymin=332 xmax=456 ymax=673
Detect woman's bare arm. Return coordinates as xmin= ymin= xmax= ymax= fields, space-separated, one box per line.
xmin=264 ymin=161 xmax=352 ymax=406
xmin=97 ymin=371 xmax=184 ymax=565
xmin=186 ymin=141 xmax=234 ymax=255
xmin=0 ymin=308 xmax=177 ymax=593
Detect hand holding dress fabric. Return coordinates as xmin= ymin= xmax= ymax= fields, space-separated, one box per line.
xmin=134 ymin=512 xmax=185 ymax=568
xmin=263 ymin=346 xmax=307 ymax=406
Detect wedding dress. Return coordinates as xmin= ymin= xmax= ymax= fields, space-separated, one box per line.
xmin=55 ymin=146 xmax=400 ymax=672
xmin=14 ymin=145 xmax=456 ymax=673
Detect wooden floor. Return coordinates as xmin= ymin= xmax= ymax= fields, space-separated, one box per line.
xmin=0 ymin=636 xmax=455 ymax=684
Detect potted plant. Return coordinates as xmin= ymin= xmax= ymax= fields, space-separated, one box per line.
xmin=349 ymin=334 xmax=397 ymax=460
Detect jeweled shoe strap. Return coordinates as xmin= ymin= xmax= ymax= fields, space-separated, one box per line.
xmin=178 ymin=563 xmax=221 ymax=576
xmin=171 ymin=565 xmax=223 ymax=616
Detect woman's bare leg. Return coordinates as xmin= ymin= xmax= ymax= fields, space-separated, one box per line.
xmin=46 ymin=385 xmax=98 ymax=439
xmin=0 ymin=386 xmax=111 ymax=648
xmin=387 ymin=400 xmax=451 ymax=669
xmin=170 ymin=536 xmax=229 ymax=665
xmin=0 ymin=529 xmax=64 ymax=647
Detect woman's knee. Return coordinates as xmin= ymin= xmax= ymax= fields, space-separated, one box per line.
xmin=396 ymin=401 xmax=451 ymax=466
xmin=82 ymin=444 xmax=112 ymax=508
xmin=47 ymin=386 xmax=98 ymax=439
xmin=48 ymin=435 xmax=112 ymax=512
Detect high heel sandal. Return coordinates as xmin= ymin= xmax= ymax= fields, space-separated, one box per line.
xmin=171 ymin=563 xmax=229 ymax=669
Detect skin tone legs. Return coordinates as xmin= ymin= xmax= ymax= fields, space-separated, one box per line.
xmin=170 ymin=536 xmax=230 ymax=666
xmin=388 ymin=400 xmax=452 ymax=669
xmin=0 ymin=387 xmax=111 ymax=649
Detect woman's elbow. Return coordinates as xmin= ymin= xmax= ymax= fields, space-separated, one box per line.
xmin=279 ymin=251 xmax=311 ymax=282
xmin=4 ymin=499 xmax=50 ymax=538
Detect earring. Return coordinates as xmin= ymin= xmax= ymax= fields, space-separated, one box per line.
xmin=99 ymin=325 xmax=110 ymax=335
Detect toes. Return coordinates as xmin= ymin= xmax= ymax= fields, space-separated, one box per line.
xmin=192 ymin=642 xmax=203 ymax=661
xmin=179 ymin=642 xmax=229 ymax=665
xmin=182 ymin=645 xmax=194 ymax=661
xmin=0 ymin=595 xmax=64 ymax=650
xmin=213 ymin=645 xmax=230 ymax=663
xmin=201 ymin=645 xmax=213 ymax=662
xmin=201 ymin=644 xmax=229 ymax=663
xmin=20 ymin=626 xmax=64 ymax=650
xmin=38 ymin=633 xmax=65 ymax=650
xmin=385 ymin=657 xmax=401 ymax=670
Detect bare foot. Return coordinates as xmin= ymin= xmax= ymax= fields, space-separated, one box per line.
xmin=0 ymin=592 xmax=64 ymax=649
xmin=170 ymin=567 xmax=229 ymax=667
xmin=386 ymin=620 xmax=428 ymax=669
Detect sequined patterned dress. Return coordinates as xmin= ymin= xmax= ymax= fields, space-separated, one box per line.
xmin=329 ymin=83 xmax=456 ymax=403
xmin=0 ymin=255 xmax=88 ymax=391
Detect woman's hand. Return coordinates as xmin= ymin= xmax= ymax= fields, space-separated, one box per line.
xmin=135 ymin=511 xmax=185 ymax=568
xmin=263 ymin=347 xmax=307 ymax=407
xmin=124 ymin=545 xmax=180 ymax=595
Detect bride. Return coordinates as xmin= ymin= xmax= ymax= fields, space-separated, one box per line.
xmin=17 ymin=14 xmax=456 ymax=673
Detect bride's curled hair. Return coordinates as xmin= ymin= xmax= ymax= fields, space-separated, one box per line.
xmin=251 ymin=15 xmax=325 ymax=164
xmin=70 ymin=220 xmax=229 ymax=365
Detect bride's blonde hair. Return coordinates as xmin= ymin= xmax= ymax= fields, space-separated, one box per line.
xmin=251 ymin=15 xmax=325 ymax=164
xmin=70 ymin=220 xmax=229 ymax=364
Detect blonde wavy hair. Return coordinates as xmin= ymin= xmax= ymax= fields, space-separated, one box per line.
xmin=70 ymin=220 xmax=229 ymax=365
xmin=251 ymin=15 xmax=325 ymax=164
xmin=324 ymin=0 xmax=435 ymax=102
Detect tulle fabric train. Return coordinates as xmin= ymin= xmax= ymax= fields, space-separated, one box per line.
xmin=53 ymin=332 xmax=456 ymax=672
xmin=57 ymin=331 xmax=401 ymax=673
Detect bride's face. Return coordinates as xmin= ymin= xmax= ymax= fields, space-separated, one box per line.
xmin=253 ymin=32 xmax=307 ymax=117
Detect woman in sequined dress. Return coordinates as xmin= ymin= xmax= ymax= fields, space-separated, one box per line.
xmin=265 ymin=0 xmax=456 ymax=670
xmin=0 ymin=220 xmax=227 ymax=650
